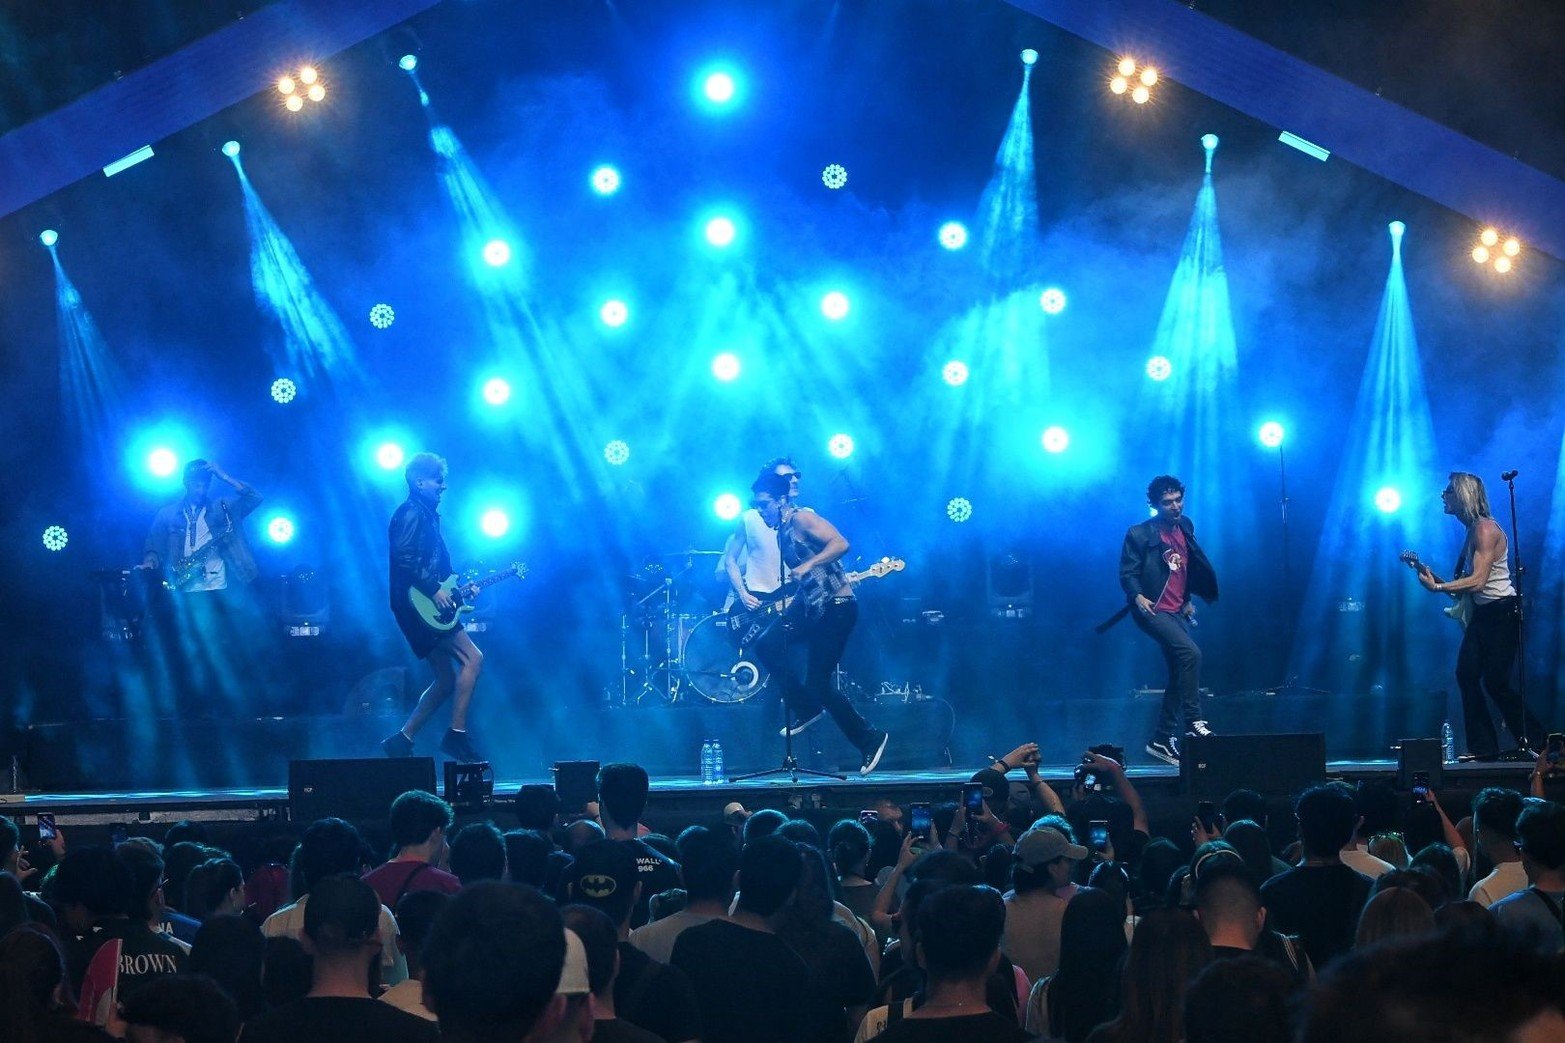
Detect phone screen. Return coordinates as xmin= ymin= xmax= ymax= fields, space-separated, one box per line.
xmin=36 ymin=814 xmax=56 ymax=842
xmin=1411 ymin=772 xmax=1430 ymax=802
xmin=1089 ymin=820 xmax=1110 ymax=851
xmin=962 ymin=783 xmax=985 ymax=814
xmin=910 ymin=803 xmax=933 ymax=839
xmin=1548 ymin=733 xmax=1565 ymax=764
xmin=1196 ymin=801 xmax=1218 ymax=832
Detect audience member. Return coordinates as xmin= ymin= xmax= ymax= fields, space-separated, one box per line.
xmin=1408 ymin=842 xmax=1463 ymax=907
xmin=1193 ymin=863 xmax=1310 ymax=982
xmin=670 ymin=834 xmax=809 ymax=1043
xmin=629 ymin=825 xmax=736 ymax=964
xmin=1468 ymin=787 xmax=1528 ymax=906
xmin=778 ymin=818 xmax=824 ymax=848
xmin=774 ymin=842 xmax=877 ymax=1043
xmin=422 ymin=881 xmax=568 ymax=1043
xmin=188 ymin=913 xmax=267 ymax=1020
xmin=1367 ymin=832 xmax=1409 ymax=870
xmin=183 ymin=856 xmax=246 ymax=922
xmin=1086 ymin=906 xmax=1213 ymax=1043
xmin=159 ymin=841 xmax=211 ymax=918
xmin=829 ymin=819 xmax=878 ymax=923
xmin=261 ymin=935 xmax=312 ymax=1008
xmin=0 ymin=870 xmax=29 ymax=937
xmin=526 ymin=928 xmax=596 ymax=1043
xmin=1489 ymin=797 xmax=1565 ymax=954
xmin=598 ymin=764 xmax=681 ymax=928
xmin=565 ymin=817 xmax=607 ymax=853
xmin=505 ymin=828 xmax=565 ymax=891
xmin=1183 ymin=955 xmax=1297 ymax=1043
xmin=1132 ymin=838 xmax=1184 ymax=913
xmin=380 ymin=890 xmax=449 ymax=1021
xmin=1002 ymin=827 xmax=1078 ymax=984
xmin=872 ymin=885 xmax=1029 ymax=1043
xmin=1024 ymin=887 xmax=1127 ymax=1041
xmin=1259 ymin=784 xmax=1373 ymax=968
xmin=1353 ymin=887 xmax=1434 ymax=948
xmin=119 ymin=973 xmax=240 ymax=1043
xmin=1371 ymin=867 xmax=1448 ymax=912
xmin=1340 ymin=782 xmax=1398 ymax=879
xmin=564 ymin=904 xmax=663 ymax=1043
xmin=245 ymin=874 xmax=438 ymax=1042
xmin=1219 ymin=819 xmax=1288 ymax=888
xmin=744 ymin=808 xmax=789 ymax=844
xmin=516 ymin=783 xmax=563 ymax=832
xmin=1220 ymin=789 xmax=1269 ymax=831
xmin=447 ymin=821 xmax=507 ymax=885
xmin=0 ymin=922 xmax=114 ymax=1041
xmin=564 ymin=840 xmax=700 ymax=1043
xmin=0 ymin=815 xmax=57 ymax=927
xmin=263 ymin=817 xmax=407 ymax=984
xmin=361 ymin=791 xmax=461 ymax=909
xmin=55 ymin=844 xmax=187 ymax=1012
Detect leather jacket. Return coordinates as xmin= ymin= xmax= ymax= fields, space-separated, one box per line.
xmin=1118 ymin=516 xmax=1218 ymax=607
xmin=389 ymin=496 xmax=450 ymax=602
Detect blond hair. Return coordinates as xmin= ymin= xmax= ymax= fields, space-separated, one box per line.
xmin=1447 ymin=472 xmax=1491 ymax=525
xmin=405 ymin=452 xmax=447 ymax=489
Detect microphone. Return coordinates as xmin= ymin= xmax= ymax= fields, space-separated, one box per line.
xmin=1501 ymin=469 xmax=1519 ymax=482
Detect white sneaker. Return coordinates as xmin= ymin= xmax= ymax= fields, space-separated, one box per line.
xmin=780 ymin=710 xmax=826 ymax=738
xmin=1187 ymin=720 xmax=1215 ymax=738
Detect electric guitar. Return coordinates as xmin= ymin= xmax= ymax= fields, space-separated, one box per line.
xmin=409 ymin=562 xmax=528 ymax=631
xmin=725 ymin=557 xmax=907 ymax=639
xmin=171 ymin=503 xmax=235 ymax=589
xmin=1398 ymin=550 xmax=1473 ymax=630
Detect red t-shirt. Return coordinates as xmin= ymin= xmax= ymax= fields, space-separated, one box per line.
xmin=1153 ymin=523 xmax=1189 ymax=614
xmin=362 ymin=860 xmax=462 ymax=911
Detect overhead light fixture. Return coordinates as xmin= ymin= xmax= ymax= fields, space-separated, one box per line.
xmin=1278 ymin=131 xmax=1330 ymax=161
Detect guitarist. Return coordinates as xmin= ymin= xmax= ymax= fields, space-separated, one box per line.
xmin=737 ymin=468 xmax=890 ymax=775
xmin=1414 ymin=472 xmax=1544 ymax=759
xmin=382 ymin=453 xmax=484 ymax=763
xmin=138 ymin=459 xmax=262 ymax=592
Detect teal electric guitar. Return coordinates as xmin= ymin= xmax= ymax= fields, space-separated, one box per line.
xmin=409 ymin=562 xmax=528 ymax=632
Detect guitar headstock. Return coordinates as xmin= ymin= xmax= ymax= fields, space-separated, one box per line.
xmin=862 ymin=557 xmax=907 ymax=579
xmin=1398 ymin=550 xmax=1421 ymax=568
xmin=511 ymin=562 xmax=529 ymax=580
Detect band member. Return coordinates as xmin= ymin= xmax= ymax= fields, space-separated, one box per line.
xmin=1114 ymin=475 xmax=1219 ymax=766
xmin=138 ymin=460 xmax=262 ymax=592
xmin=1414 ymin=472 xmax=1544 ymax=758
xmin=720 ymin=457 xmax=799 ymax=603
xmin=729 ymin=467 xmax=889 ymax=775
xmin=382 ymin=453 xmax=484 ymax=762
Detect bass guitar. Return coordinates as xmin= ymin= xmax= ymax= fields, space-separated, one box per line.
xmin=409 ymin=562 xmax=528 ymax=632
xmin=1398 ymin=550 xmax=1473 ymax=630
xmin=725 ymin=557 xmax=907 ymax=641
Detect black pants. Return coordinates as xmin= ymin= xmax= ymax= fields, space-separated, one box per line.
xmin=1132 ymin=609 xmax=1202 ymax=741
xmin=1457 ymin=596 xmax=1545 ymax=754
xmin=755 ymin=599 xmax=876 ymax=751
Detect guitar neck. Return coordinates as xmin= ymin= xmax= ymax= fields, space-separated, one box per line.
xmin=473 ymin=571 xmax=516 ymax=591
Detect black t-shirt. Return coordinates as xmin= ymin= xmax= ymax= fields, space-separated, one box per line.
xmin=244 ymin=996 xmax=441 ymax=1043
xmin=591 ymin=1018 xmax=665 ymax=1043
xmin=874 ymin=1011 xmax=1034 ymax=1043
xmin=670 ymin=920 xmax=809 ymax=1043
xmin=774 ymin=919 xmax=877 ymax=1043
xmin=1259 ymin=863 xmax=1372 ymax=970
xmin=614 ymin=941 xmax=702 ymax=1043
xmin=625 ymin=839 xmax=682 ymax=928
xmin=67 ymin=917 xmax=187 ymax=996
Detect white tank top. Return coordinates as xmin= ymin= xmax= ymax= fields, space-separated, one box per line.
xmin=740 ymin=509 xmax=783 ymax=593
xmin=1473 ymin=529 xmax=1516 ymax=603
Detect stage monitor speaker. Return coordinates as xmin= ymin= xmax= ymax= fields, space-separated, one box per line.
xmin=290 ymin=757 xmax=436 ymax=824
xmin=1180 ymin=733 xmax=1325 ymax=799
xmin=1397 ymin=739 xmax=1444 ymax=790
xmin=553 ymin=761 xmax=599 ymax=813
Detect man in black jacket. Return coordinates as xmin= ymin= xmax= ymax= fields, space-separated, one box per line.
xmin=1115 ymin=475 xmax=1218 ymax=766
xmin=382 ymin=453 xmax=484 ymax=762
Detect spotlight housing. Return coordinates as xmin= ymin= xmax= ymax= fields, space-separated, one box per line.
xmin=938 ymin=221 xmax=969 ymax=250
xmin=828 ymin=433 xmax=855 ymax=459
xmin=1145 ymin=355 xmax=1172 ymax=382
xmin=821 ymin=164 xmax=848 ymax=190
xmin=604 ymin=440 xmax=631 ymax=466
xmin=398 ymin=54 xmax=418 ymax=72
xmin=1131 ymin=85 xmax=1151 ymax=104
xmin=820 ymin=291 xmax=851 ymax=321
xmin=704 ymin=215 xmax=737 ymax=248
xmin=270 ymin=378 xmax=298 ymax=404
xmin=1374 ymin=486 xmax=1402 ymax=514
xmin=482 ymin=239 xmax=512 ymax=267
xmin=39 ymin=229 xmax=58 ymax=247
xmin=1038 ymin=288 xmax=1067 ymax=315
xmin=942 ymin=360 xmax=969 ymax=386
xmin=1021 ymin=48 xmax=1039 ymax=66
xmin=42 ymin=525 xmax=69 ymax=552
xmin=590 ymin=165 xmax=621 ymax=195
xmin=1040 ymin=426 xmax=1070 ymax=454
xmin=600 ymin=300 xmax=629 ymax=328
xmin=375 ymin=443 xmax=406 ymax=471
xmin=946 ymin=497 xmax=974 ymax=523
xmin=713 ymin=493 xmax=742 ymax=521
xmin=482 ymin=377 xmax=512 ymax=406
xmin=1258 ymin=421 xmax=1286 ymax=448
xmin=221 ymin=140 xmax=241 ymax=158
xmin=711 ymin=352 xmax=741 ymax=382
xmin=267 ymin=516 xmax=296 ymax=544
xmin=369 ymin=303 xmax=396 ymax=329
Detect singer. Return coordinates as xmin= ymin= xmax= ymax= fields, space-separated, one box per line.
xmin=1112 ymin=475 xmax=1220 ymax=767
xmin=1414 ymin=472 xmax=1545 ymax=759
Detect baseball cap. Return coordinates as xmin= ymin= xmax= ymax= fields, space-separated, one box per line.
xmin=556 ymin=929 xmax=591 ymax=996
xmin=723 ymin=802 xmax=751 ymax=826
xmin=1014 ymin=827 xmax=1088 ymax=868
xmin=970 ymin=768 xmax=1009 ymax=802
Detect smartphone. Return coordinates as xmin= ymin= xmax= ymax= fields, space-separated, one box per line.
xmin=1547 ymin=733 xmax=1565 ymax=765
xmin=1088 ymin=819 xmax=1111 ymax=852
xmin=909 ymin=802 xmax=933 ymax=841
xmin=36 ymin=814 xmax=56 ymax=842
xmin=1411 ymin=771 xmax=1430 ymax=803
xmin=858 ymin=809 xmax=880 ymax=825
xmin=1196 ymin=800 xmax=1219 ymax=833
xmin=962 ymin=782 xmax=985 ymax=815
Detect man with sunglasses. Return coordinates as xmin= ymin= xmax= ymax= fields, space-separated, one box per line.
xmin=1112 ymin=475 xmax=1219 ymax=766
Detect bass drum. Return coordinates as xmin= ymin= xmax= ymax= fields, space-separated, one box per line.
xmin=681 ymin=612 xmax=769 ymax=704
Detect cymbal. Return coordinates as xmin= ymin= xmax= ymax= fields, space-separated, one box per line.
xmin=660 ymin=549 xmax=724 ymax=557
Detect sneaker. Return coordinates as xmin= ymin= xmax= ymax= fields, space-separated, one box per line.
xmin=1145 ymin=737 xmax=1181 ymax=766
xmin=381 ymin=731 xmax=414 ymax=758
xmin=1187 ymin=720 xmax=1215 ymax=738
xmin=440 ymin=729 xmax=484 ymax=763
xmin=780 ymin=710 xmax=827 ymax=738
xmin=859 ymin=731 xmax=890 ymax=775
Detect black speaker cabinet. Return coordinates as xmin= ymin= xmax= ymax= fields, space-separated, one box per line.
xmin=1397 ymin=738 xmax=1444 ymax=790
xmin=289 ymin=757 xmax=436 ymax=824
xmin=1180 ymin=733 xmax=1326 ymax=799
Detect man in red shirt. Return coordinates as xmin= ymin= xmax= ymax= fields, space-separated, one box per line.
xmin=362 ymin=791 xmax=462 ymax=910
xmin=1114 ymin=475 xmax=1219 ymax=766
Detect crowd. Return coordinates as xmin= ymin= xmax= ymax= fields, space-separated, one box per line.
xmin=2 ymin=743 xmax=1564 ymax=1042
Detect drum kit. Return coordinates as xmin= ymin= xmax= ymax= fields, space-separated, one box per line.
xmin=618 ymin=549 xmax=770 ymax=706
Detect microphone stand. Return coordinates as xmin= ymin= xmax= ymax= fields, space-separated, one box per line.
xmin=1501 ymin=469 xmax=1535 ymax=756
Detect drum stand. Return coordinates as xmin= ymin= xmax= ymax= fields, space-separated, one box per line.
xmin=620 ymin=578 xmax=683 ymax=706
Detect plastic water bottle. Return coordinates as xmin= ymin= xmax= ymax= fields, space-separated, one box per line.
xmin=712 ymin=740 xmax=725 ymax=783
xmin=1442 ymin=720 xmax=1456 ymax=764
xmin=700 ymin=740 xmax=715 ymax=784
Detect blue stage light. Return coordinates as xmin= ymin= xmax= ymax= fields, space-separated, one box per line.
xmin=600 ymin=299 xmax=629 ymax=328
xmin=42 ymin=525 xmax=69 ymax=552
xmin=1374 ymin=486 xmax=1403 ymax=514
xmin=820 ymin=291 xmax=850 ymax=321
xmin=1021 ymin=49 xmax=1039 ymax=66
xmin=147 ymin=447 xmax=179 ymax=478
xmin=1041 ymin=426 xmax=1070 ymax=453
xmin=822 ymin=164 xmax=848 ymax=190
xmin=702 ymin=70 xmax=737 ymax=104
xmin=714 ymin=493 xmax=742 ymax=521
xmin=376 ymin=442 xmax=406 ymax=471
xmin=705 ymin=215 xmax=737 ymax=248
xmin=266 ymin=515 xmax=296 ymax=544
xmin=828 ymin=433 xmax=855 ymax=459
xmin=591 ymin=165 xmax=621 ymax=195
xmin=369 ymin=303 xmax=396 ymax=329
xmin=482 ymin=239 xmax=512 ymax=267
xmin=938 ymin=222 xmax=969 ymax=250
xmin=604 ymin=440 xmax=630 ymax=466
xmin=480 ymin=508 xmax=510 ymax=538
xmin=943 ymin=360 xmax=969 ymax=386
xmin=946 ymin=497 xmax=974 ymax=523
xmin=39 ymin=229 xmax=58 ymax=248
xmin=221 ymin=140 xmax=241 ymax=158
xmin=270 ymin=377 xmax=298 ymax=404
xmin=1039 ymin=288 xmax=1067 ymax=315
xmin=1145 ymin=356 xmax=1172 ymax=381
xmin=711 ymin=353 xmax=741 ymax=381
xmin=481 ymin=377 xmax=512 ymax=406
xmin=398 ymin=54 xmax=418 ymax=72
xmin=1258 ymin=421 xmax=1286 ymax=448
